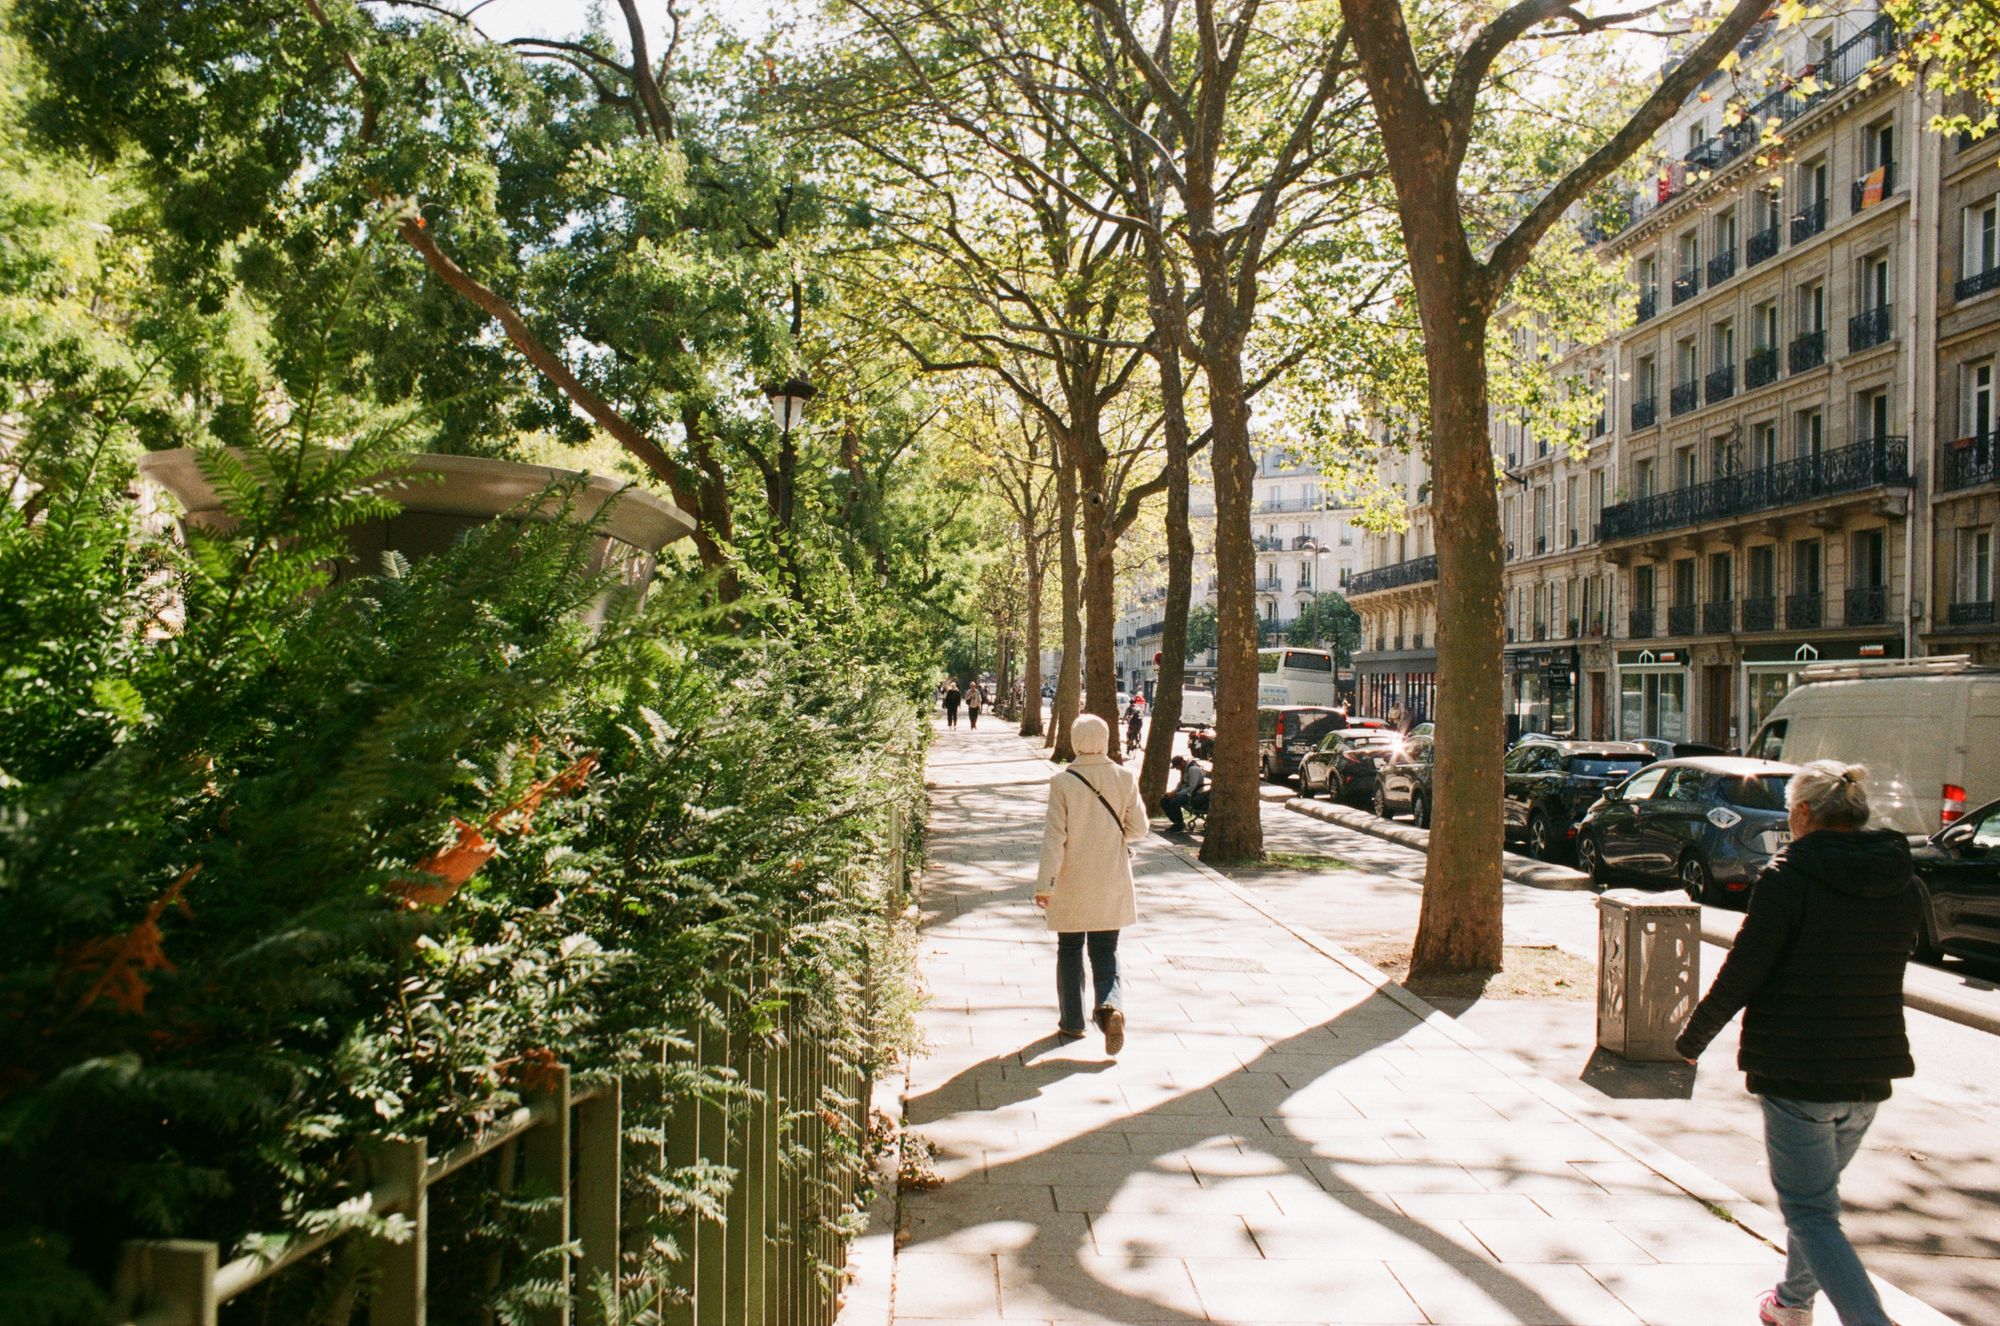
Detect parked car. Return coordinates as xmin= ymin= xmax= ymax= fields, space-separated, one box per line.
xmin=1912 ymin=796 xmax=2000 ymax=961
xmin=1629 ymin=738 xmax=1727 ymax=763
xmin=1575 ymin=757 xmax=1799 ymax=906
xmin=1179 ymin=686 xmax=1216 ymax=728
xmin=1747 ymin=656 xmax=2000 ymax=835
xmin=1299 ymin=729 xmax=1402 ymax=803
xmin=1257 ymin=705 xmax=1342 ymax=784
xmin=1503 ymin=739 xmax=1655 ymax=860
xmin=1371 ymin=735 xmax=1435 ymax=827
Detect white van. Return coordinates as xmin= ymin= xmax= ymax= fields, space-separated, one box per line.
xmin=1179 ymin=686 xmax=1216 ymax=728
xmin=1256 ymin=646 xmax=1338 ymax=706
xmin=1745 ymin=656 xmax=2000 ymax=835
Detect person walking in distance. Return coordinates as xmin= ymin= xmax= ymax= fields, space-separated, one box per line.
xmin=1160 ymin=754 xmax=1208 ymax=834
xmin=1124 ymin=697 xmax=1143 ymax=755
xmin=964 ymin=679 xmax=983 ymax=728
xmin=1677 ymin=761 xmax=1917 ymax=1326
xmin=1034 ymin=714 xmax=1148 ymax=1052
xmin=942 ymin=680 xmax=961 ymax=729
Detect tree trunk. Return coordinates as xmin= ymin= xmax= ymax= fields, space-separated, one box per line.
xmin=1051 ymin=453 xmax=1083 ymax=761
xmin=1078 ymin=439 xmax=1123 ymax=761
xmin=1409 ymin=298 xmax=1505 ymax=978
xmin=1019 ymin=502 xmax=1046 ymax=738
xmin=1200 ymin=345 xmax=1263 ymax=862
xmin=1140 ymin=338 xmax=1195 ymax=811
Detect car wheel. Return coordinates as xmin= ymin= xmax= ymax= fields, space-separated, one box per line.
xmin=1680 ymin=853 xmax=1717 ymax=906
xmin=1527 ymin=810 xmax=1556 ymax=861
xmin=1372 ymin=783 xmax=1389 ymax=819
xmin=1297 ymin=766 xmax=1315 ymax=798
xmin=1411 ymin=791 xmax=1430 ymax=830
xmin=1576 ymin=833 xmax=1606 ymax=888
xmin=1913 ymin=884 xmax=1943 ymax=963
xmin=1261 ymin=755 xmax=1274 ymax=783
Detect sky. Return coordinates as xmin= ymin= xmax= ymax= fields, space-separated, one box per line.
xmin=472 ymin=0 xmax=785 ymax=47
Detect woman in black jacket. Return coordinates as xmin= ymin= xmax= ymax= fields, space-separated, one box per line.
xmin=1677 ymin=760 xmax=1917 ymax=1326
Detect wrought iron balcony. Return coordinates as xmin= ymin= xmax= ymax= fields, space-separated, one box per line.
xmin=1705 ymin=363 xmax=1736 ymax=405
xmin=1845 ymin=585 xmax=1888 ymax=626
xmin=1597 ymin=436 xmax=1909 ymax=542
xmin=1703 ymin=601 xmax=1735 ymax=634
xmin=1707 ymin=249 xmax=1737 ymax=286
xmin=1745 ymin=347 xmax=1779 ymax=391
xmin=1848 ymin=304 xmax=1894 ymax=353
xmin=1346 ymin=553 xmax=1438 ymax=597
xmin=1743 ymin=596 xmax=1777 ymax=631
xmin=1532 ymin=621 xmax=1548 ymax=641
xmin=1791 ymin=199 xmax=1829 ymax=243
xmin=1670 ymin=380 xmax=1700 ymax=416
xmin=1956 ymin=266 xmax=2000 ymax=302
xmin=1631 ymin=396 xmax=1659 ymax=430
xmin=1668 ymin=604 xmax=1697 ymax=636
xmin=1787 ymin=592 xmax=1824 ymax=630
xmin=1636 ymin=289 xmax=1658 ymax=323
xmin=1628 ymin=608 xmax=1656 ymax=638
xmin=1851 ymin=160 xmax=1896 ymax=213
xmin=1747 ymin=224 xmax=1780 ymax=267
xmin=1943 ymin=430 xmax=2000 ymax=490
xmin=1672 ymin=268 xmax=1701 ymax=305
xmin=1949 ymin=601 xmax=1997 ymax=626
xmin=1788 ymin=329 xmax=1827 ymax=374
xmin=1256 ymin=577 xmax=1284 ymax=592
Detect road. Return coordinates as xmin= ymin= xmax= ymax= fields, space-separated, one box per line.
xmin=1191 ymin=793 xmax=2000 ymax=1325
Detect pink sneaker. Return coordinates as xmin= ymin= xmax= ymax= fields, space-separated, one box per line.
xmin=1757 ymin=1289 xmax=1812 ymax=1326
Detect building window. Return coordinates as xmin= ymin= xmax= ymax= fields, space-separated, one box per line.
xmin=1637 ymin=353 xmax=1658 ymax=399
xmin=1798 ymin=280 xmax=1826 ymax=332
xmin=1958 ymin=527 xmax=1993 ymax=605
xmin=1967 ymin=360 xmax=1996 ymax=439
xmin=1856 ymin=387 xmax=1890 ymax=445
xmin=1966 ymin=196 xmax=1999 ymax=281
xmin=1635 ymin=456 xmax=1655 ymax=498
xmin=1749 ymin=544 xmax=1777 ymax=598
xmin=1751 ymin=420 xmax=1779 ymax=469
xmin=1795 ymin=408 xmax=1824 ymax=460
xmin=1674 ymin=445 xmax=1697 ymax=489
xmin=1860 ymin=250 xmax=1892 ymax=312
xmin=1851 ymin=528 xmax=1886 ymax=590
xmin=1793 ymin=539 xmax=1822 ymax=594
xmin=1863 ymin=116 xmax=1896 ymax=173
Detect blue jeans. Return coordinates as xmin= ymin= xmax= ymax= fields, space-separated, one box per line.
xmin=1761 ymin=1095 xmax=1890 ymax=1325
xmin=1056 ymin=930 xmax=1121 ymax=1034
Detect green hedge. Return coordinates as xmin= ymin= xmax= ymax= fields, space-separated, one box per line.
xmin=0 ymin=432 xmax=927 ymax=1324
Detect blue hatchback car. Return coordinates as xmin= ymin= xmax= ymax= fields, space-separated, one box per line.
xmin=1575 ymin=756 xmax=1800 ymax=907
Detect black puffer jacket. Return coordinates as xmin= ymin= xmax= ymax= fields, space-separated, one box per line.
xmin=1676 ymin=828 xmax=1918 ymax=1101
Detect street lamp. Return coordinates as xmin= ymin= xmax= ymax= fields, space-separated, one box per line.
xmin=763 ymin=376 xmax=816 ymax=434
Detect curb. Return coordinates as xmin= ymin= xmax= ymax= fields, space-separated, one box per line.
xmin=1284 ymin=796 xmax=1595 ymax=890
xmin=1147 ymin=828 xmax=1961 ymax=1326
xmin=832 ymin=1056 xmax=907 ymax=1326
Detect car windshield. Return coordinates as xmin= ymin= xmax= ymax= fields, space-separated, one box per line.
xmin=1721 ymin=774 xmax=1792 ymax=811
xmin=1345 ymin=736 xmax=1397 ymax=751
xmin=1569 ymin=756 xmax=1649 ymax=780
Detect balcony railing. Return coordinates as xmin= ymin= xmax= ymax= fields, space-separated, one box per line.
xmin=1747 ymin=223 xmax=1781 ymax=266
xmin=1597 ymin=436 xmax=1909 ymax=541
xmin=1705 ymin=363 xmax=1736 ymax=405
xmin=1745 ymin=347 xmax=1779 ymax=391
xmin=1629 ymin=608 xmax=1656 ymax=638
xmin=1849 ymin=304 xmax=1894 ymax=353
xmin=1631 ymin=396 xmax=1659 ymax=430
xmin=1707 ymin=249 xmax=1737 ymax=286
xmin=1672 ymin=268 xmax=1701 ymax=305
xmin=1787 ymin=591 xmax=1824 ymax=630
xmin=1532 ymin=621 xmax=1548 ymax=641
xmin=1949 ymin=601 xmax=1997 ymax=626
xmin=1670 ymin=379 xmax=1700 ymax=416
xmin=1943 ymin=430 xmax=2000 ymax=490
xmin=1743 ymin=596 xmax=1777 ymax=631
xmin=1845 ymin=585 xmax=1888 ymax=626
xmin=1636 ymin=289 xmax=1658 ymax=322
xmin=1789 ymin=329 xmax=1827 ymax=373
xmin=1791 ymin=199 xmax=1829 ymax=243
xmin=1256 ymin=578 xmax=1284 ymax=592
xmin=1668 ymin=604 xmax=1697 ymax=635
xmin=1347 ymin=553 xmax=1438 ymax=597
xmin=1703 ymin=601 xmax=1735 ymax=633
xmin=1956 ymin=266 xmax=2000 ymax=302
xmin=1851 ymin=161 xmax=1896 ymax=214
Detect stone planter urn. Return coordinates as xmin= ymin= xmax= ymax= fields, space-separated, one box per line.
xmin=138 ymin=450 xmax=695 ymax=606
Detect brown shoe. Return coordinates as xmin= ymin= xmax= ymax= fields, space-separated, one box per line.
xmin=1096 ymin=1006 xmax=1126 ymax=1055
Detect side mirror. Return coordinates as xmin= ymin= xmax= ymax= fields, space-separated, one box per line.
xmin=1602 ymin=785 xmax=1623 ymax=803
xmin=1940 ymin=821 xmax=1978 ymax=850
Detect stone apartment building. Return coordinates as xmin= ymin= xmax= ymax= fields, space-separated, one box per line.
xmin=1350 ymin=6 xmax=2000 ymax=745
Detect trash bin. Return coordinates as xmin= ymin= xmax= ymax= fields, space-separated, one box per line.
xmin=1595 ymin=891 xmax=1702 ymax=1061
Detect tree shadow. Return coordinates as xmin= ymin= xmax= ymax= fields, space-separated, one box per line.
xmin=1578 ymin=1048 xmax=1697 ymax=1100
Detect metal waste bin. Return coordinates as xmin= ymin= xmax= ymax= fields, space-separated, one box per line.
xmin=1596 ymin=891 xmax=1702 ymax=1061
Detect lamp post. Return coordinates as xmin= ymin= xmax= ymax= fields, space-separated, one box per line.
xmin=761 ymin=375 xmax=815 ymax=596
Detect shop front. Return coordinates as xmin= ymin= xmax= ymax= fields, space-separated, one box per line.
xmin=1740 ymin=637 xmax=1905 ymax=743
xmin=1354 ymin=647 xmax=1437 ymax=723
xmin=1615 ymin=647 xmax=1691 ymax=743
xmin=1506 ymin=646 xmax=1579 ymax=740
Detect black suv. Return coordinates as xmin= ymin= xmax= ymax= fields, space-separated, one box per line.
xmin=1256 ymin=705 xmax=1341 ymax=784
xmin=1503 ymin=739 xmax=1654 ymax=860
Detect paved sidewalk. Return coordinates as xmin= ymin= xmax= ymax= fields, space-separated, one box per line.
xmin=893 ymin=722 xmax=1955 ymax=1325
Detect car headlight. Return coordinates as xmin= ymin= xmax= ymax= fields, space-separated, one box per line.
xmin=1706 ymin=807 xmax=1743 ymax=830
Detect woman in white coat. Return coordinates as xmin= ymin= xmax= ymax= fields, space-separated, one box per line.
xmin=1034 ymin=714 xmax=1150 ymax=1051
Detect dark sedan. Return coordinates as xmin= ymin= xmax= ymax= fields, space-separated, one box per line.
xmin=1912 ymin=797 xmax=2000 ymax=962
xmin=1503 ymin=739 xmax=1655 ymax=860
xmin=1298 ymin=729 xmax=1401 ymax=803
xmin=1575 ymin=757 xmax=1799 ymax=906
xmin=1371 ymin=735 xmax=1434 ymax=827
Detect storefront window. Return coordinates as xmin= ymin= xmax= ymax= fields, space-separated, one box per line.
xmin=1747 ymin=669 xmax=1795 ymax=736
xmin=1619 ymin=669 xmax=1687 ymax=740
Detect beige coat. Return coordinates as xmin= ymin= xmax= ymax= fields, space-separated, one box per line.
xmin=1034 ymin=754 xmax=1149 ymax=932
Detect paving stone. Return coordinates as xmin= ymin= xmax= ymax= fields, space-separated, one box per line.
xmin=1463 ymin=1218 xmax=1657 ymax=1265
xmin=1184 ymin=1256 xmax=1428 ymax=1323
xmin=1386 ymin=1260 xmax=1645 ymax=1325
xmin=994 ymin=1252 xmax=1206 ymax=1321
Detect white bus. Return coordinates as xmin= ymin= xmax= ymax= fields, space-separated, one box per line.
xmin=1257 ymin=646 xmax=1338 ymax=707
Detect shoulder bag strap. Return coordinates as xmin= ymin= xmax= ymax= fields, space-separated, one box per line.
xmin=1067 ymin=768 xmax=1131 ymax=838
